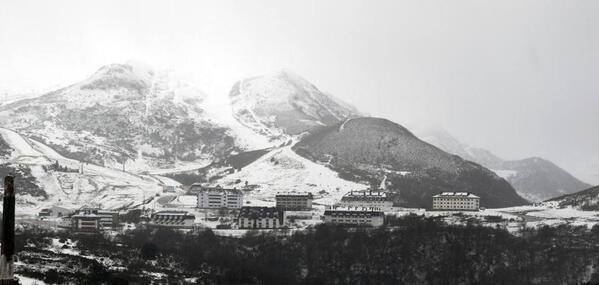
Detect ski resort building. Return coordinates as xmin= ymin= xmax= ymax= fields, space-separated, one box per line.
xmin=148 ymin=211 xmax=196 ymax=228
xmin=196 ymin=186 xmax=244 ymax=209
xmin=323 ymin=206 xmax=385 ymax=227
xmin=38 ymin=206 xmax=73 ymax=218
xmin=237 ymin=207 xmax=285 ymax=229
xmin=432 ymin=192 xmax=480 ymax=211
xmin=275 ymin=192 xmax=313 ymax=210
xmin=338 ymin=190 xmax=393 ymax=210
xmin=70 ymin=208 xmax=119 ymax=231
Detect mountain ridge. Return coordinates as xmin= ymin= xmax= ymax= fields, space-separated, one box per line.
xmin=418 ymin=127 xmax=590 ymax=201
xmin=294 ymin=117 xmax=528 ymax=208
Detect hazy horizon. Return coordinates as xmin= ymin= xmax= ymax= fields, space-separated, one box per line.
xmin=1 ymin=0 xmax=598 ymax=184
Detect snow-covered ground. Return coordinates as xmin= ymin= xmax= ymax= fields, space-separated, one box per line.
xmin=212 ymin=142 xmax=368 ymax=203
xmin=0 ymin=127 xmax=172 ymax=214
xmin=15 ymin=275 xmax=46 ymax=285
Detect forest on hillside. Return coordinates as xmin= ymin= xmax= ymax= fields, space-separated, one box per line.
xmin=14 ymin=215 xmax=599 ymax=284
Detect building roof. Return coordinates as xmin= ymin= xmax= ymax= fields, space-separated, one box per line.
xmin=193 ymin=184 xmax=243 ymax=195
xmin=275 ymin=192 xmax=313 ymax=198
xmin=341 ymin=190 xmax=389 ymax=201
xmin=153 ymin=210 xmax=195 ymax=216
xmin=324 ymin=206 xmax=384 ymax=216
xmin=238 ymin=207 xmax=284 ymax=221
xmin=152 ymin=211 xmax=195 ymax=220
xmin=432 ymin=192 xmax=480 ymax=198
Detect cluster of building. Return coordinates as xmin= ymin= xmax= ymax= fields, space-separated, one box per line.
xmin=236 ymin=192 xmax=314 ymax=229
xmin=321 ymin=190 xmax=392 ymax=227
xmin=41 ymin=207 xmax=198 ymax=231
xmin=191 ymin=185 xmax=315 ymax=229
xmin=40 ymin=182 xmax=482 ymax=233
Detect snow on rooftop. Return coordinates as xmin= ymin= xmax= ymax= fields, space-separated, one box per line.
xmin=433 ymin=192 xmax=480 ymax=198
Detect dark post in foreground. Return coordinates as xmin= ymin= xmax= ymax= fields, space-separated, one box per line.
xmin=0 ymin=176 xmax=19 ymax=285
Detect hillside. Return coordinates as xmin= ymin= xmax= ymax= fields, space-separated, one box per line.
xmin=500 ymin=157 xmax=591 ymax=201
xmin=293 ymin=118 xmax=528 ymax=208
xmin=0 ymin=62 xmax=240 ymax=173
xmin=548 ymin=185 xmax=599 ymax=211
xmin=0 ymin=127 xmax=173 ymax=212
xmin=418 ymin=127 xmax=590 ymax=201
xmin=230 ymin=70 xmax=359 ymax=139
xmin=0 ymin=133 xmax=44 ymax=198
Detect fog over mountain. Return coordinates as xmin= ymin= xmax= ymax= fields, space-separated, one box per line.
xmin=1 ymin=0 xmax=598 ymax=184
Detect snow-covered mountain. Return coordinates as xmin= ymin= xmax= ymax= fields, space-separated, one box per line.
xmin=0 ymin=63 xmax=366 ymax=211
xmin=0 ymin=62 xmax=247 ymax=173
xmin=230 ymin=70 xmax=359 ymax=140
xmin=0 ymin=62 xmax=532 ymax=210
xmin=294 ymin=118 xmax=528 ymax=208
xmin=418 ymin=127 xmax=590 ymax=202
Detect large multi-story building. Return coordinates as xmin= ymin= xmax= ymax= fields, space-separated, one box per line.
xmin=338 ymin=190 xmax=393 ymax=210
xmin=148 ymin=211 xmax=196 ymax=228
xmin=275 ymin=192 xmax=313 ymax=211
xmin=237 ymin=207 xmax=285 ymax=229
xmin=323 ymin=207 xmax=385 ymax=227
xmin=70 ymin=208 xmax=119 ymax=231
xmin=432 ymin=192 xmax=480 ymax=211
xmin=197 ymin=186 xmax=244 ymax=209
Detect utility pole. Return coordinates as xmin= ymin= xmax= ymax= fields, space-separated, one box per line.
xmin=0 ymin=176 xmax=19 ymax=284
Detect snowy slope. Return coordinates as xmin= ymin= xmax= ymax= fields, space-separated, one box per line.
xmin=0 ymin=62 xmax=259 ymax=174
xmin=211 ymin=141 xmax=368 ymax=205
xmin=230 ymin=70 xmax=359 ymax=140
xmin=0 ymin=127 xmax=173 ymax=214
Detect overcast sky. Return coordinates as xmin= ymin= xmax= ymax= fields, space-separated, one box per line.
xmin=1 ymin=0 xmax=598 ymax=184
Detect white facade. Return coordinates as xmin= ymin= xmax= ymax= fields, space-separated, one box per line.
xmin=275 ymin=192 xmax=313 ymax=210
xmin=197 ymin=187 xmax=243 ymax=209
xmin=71 ymin=208 xmax=119 ymax=231
xmin=323 ymin=207 xmax=385 ymax=227
xmin=338 ymin=190 xmax=393 ymax=210
xmin=432 ymin=192 xmax=480 ymax=211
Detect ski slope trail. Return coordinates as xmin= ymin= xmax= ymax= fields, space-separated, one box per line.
xmin=0 ymin=127 xmax=165 ymax=212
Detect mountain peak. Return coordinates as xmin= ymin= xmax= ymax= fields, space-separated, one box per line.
xmin=230 ymin=70 xmax=358 ymax=137
xmin=82 ymin=61 xmax=155 ymax=92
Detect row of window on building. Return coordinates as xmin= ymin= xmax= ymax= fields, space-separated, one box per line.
xmin=431 ymin=192 xmax=480 ymax=211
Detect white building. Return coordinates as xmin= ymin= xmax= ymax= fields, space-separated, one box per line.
xmin=323 ymin=207 xmax=385 ymax=227
xmin=338 ymin=190 xmax=393 ymax=210
xmin=197 ymin=186 xmax=244 ymax=209
xmin=432 ymin=192 xmax=480 ymax=211
xmin=149 ymin=211 xmax=195 ymax=228
xmin=237 ymin=207 xmax=284 ymax=229
xmin=70 ymin=208 xmax=119 ymax=231
xmin=275 ymin=192 xmax=313 ymax=210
